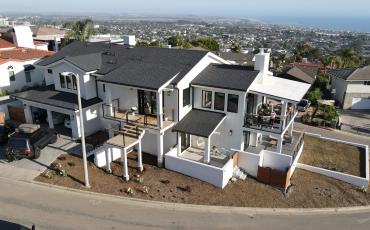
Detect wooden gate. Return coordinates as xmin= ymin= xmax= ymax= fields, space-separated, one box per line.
xmin=8 ymin=105 xmax=26 ymax=123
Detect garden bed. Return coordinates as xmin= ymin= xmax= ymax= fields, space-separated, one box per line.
xmin=35 ymin=151 xmax=370 ymax=208
xmin=299 ymin=135 xmax=366 ymax=178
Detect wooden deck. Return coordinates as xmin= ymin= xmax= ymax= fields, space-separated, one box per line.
xmin=106 ymin=134 xmax=139 ymax=149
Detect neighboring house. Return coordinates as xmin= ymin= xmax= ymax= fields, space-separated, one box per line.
xmin=279 ymin=64 xmax=318 ymax=84
xmin=12 ymin=43 xmax=310 ymax=188
xmin=218 ymin=52 xmax=255 ymax=66
xmin=31 ymin=26 xmax=66 ymax=51
xmin=329 ymin=66 xmax=370 ymax=110
xmin=0 ymin=37 xmax=54 ymax=93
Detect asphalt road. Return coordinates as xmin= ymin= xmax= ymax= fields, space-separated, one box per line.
xmin=0 ymin=177 xmax=370 ymax=230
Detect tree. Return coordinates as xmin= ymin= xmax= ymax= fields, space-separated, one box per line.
xmin=231 ymin=43 xmax=241 ymax=53
xmin=149 ymin=40 xmax=161 ymax=47
xmin=167 ymin=35 xmax=183 ymax=47
xmin=306 ymin=88 xmax=323 ymax=105
xmin=337 ymin=48 xmax=364 ymax=68
xmin=190 ymin=37 xmax=220 ymax=51
xmin=136 ymin=40 xmax=150 ymax=47
xmin=63 ymin=19 xmax=96 ymax=44
xmin=293 ymin=41 xmax=321 ymax=62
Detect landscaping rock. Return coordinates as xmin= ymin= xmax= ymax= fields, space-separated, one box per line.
xmin=177 ymin=185 xmax=191 ymax=193
xmin=160 ymin=179 xmax=170 ymax=185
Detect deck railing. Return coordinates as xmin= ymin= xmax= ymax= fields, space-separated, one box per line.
xmin=291 ymin=132 xmax=304 ymax=162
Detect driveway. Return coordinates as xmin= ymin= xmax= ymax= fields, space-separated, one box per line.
xmin=340 ymin=110 xmax=370 ymax=136
xmin=0 ymin=135 xmax=84 ymax=181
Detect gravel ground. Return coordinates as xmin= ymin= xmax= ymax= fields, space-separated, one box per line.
xmin=35 ymin=151 xmax=370 ymax=208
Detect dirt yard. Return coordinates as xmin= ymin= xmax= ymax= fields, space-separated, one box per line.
xmin=35 ymin=151 xmax=370 ymax=208
xmin=299 ymin=135 xmax=366 ymax=177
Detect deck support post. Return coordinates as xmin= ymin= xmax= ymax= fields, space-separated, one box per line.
xmin=106 ymin=84 xmax=113 ymax=116
xmin=288 ymin=122 xmax=294 ymax=138
xmin=46 ymin=109 xmax=54 ymax=129
xmin=177 ymin=133 xmax=181 ymax=157
xmin=277 ymin=136 xmax=283 ymax=153
xmin=280 ymin=101 xmax=288 ymax=131
xmin=137 ymin=141 xmax=143 ymax=172
xmin=204 ymin=137 xmax=211 ymax=164
xmin=105 ymin=147 xmax=112 ymax=173
xmin=24 ymin=104 xmax=33 ymax=123
xmin=156 ymin=91 xmax=163 ymax=129
xmin=157 ymin=132 xmax=164 ymax=167
xmin=122 ymin=148 xmax=129 ymax=181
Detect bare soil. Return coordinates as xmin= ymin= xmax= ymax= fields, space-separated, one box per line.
xmin=299 ymin=135 xmax=366 ymax=177
xmin=35 ymin=151 xmax=370 ymax=208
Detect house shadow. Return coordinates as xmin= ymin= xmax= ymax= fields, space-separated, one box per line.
xmin=0 ymin=220 xmax=34 ymax=230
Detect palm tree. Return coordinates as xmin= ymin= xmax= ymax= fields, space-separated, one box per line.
xmin=63 ymin=19 xmax=96 ymax=44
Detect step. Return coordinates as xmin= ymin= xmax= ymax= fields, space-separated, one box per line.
xmin=120 ymin=127 xmax=143 ymax=136
xmin=123 ymin=124 xmax=144 ymax=132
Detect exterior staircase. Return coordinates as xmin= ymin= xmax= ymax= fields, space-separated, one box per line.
xmin=233 ymin=167 xmax=247 ymax=180
xmin=119 ymin=124 xmax=145 ymax=141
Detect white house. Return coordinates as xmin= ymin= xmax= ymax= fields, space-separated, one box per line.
xmin=329 ymin=66 xmax=370 ymax=110
xmin=12 ymin=42 xmax=311 ymax=188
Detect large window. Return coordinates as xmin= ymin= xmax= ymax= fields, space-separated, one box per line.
xmin=364 ymin=81 xmax=370 ymax=86
xmin=59 ymin=74 xmax=65 ymax=88
xmin=214 ymin=92 xmax=225 ymax=111
xmin=201 ymin=90 xmax=212 ymax=109
xmin=66 ymin=75 xmax=72 ymax=89
xmin=183 ymin=87 xmax=190 ymax=107
xmin=25 ymin=71 xmax=32 ymax=83
xmin=8 ymin=66 xmax=15 ymax=82
xmin=72 ymin=75 xmax=77 ymax=90
xmin=47 ymin=69 xmax=53 ymax=74
xmin=227 ymin=94 xmax=239 ymax=113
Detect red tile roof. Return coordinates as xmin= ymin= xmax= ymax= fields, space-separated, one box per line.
xmin=0 ymin=37 xmax=15 ymax=49
xmin=0 ymin=48 xmax=54 ymax=61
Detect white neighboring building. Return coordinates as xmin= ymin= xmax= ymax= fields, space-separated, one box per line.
xmin=12 ymin=42 xmax=310 ymax=188
xmin=329 ymin=66 xmax=370 ymax=110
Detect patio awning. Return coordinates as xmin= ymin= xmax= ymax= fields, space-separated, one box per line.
xmin=172 ymin=109 xmax=226 ymax=138
xmin=249 ymin=76 xmax=311 ymax=103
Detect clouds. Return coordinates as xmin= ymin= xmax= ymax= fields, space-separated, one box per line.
xmin=2 ymin=0 xmax=369 ymax=18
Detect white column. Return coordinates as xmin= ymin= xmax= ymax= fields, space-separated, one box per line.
xmin=288 ymin=122 xmax=294 ymax=137
xmin=106 ymin=84 xmax=113 ymax=116
xmin=46 ymin=110 xmax=54 ymax=129
xmin=156 ymin=91 xmax=163 ymax=129
xmin=204 ymin=137 xmax=211 ymax=164
xmin=137 ymin=141 xmax=143 ymax=172
xmin=157 ymin=132 xmax=164 ymax=167
xmin=280 ymin=101 xmax=288 ymax=131
xmin=277 ymin=136 xmax=283 ymax=153
xmin=122 ymin=148 xmax=129 ymax=181
xmin=105 ymin=147 xmax=112 ymax=173
xmin=177 ymin=133 xmax=182 ymax=157
xmin=24 ymin=104 xmax=33 ymax=124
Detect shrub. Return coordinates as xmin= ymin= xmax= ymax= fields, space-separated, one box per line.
xmin=306 ymin=88 xmax=323 ymax=105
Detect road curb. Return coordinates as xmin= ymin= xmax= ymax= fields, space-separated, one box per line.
xmin=2 ymin=176 xmax=367 ymax=216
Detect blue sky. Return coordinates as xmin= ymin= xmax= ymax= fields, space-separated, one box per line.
xmin=2 ymin=0 xmax=370 ymax=18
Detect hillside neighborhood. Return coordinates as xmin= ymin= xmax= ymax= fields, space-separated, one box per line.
xmin=0 ymin=17 xmax=369 ymax=220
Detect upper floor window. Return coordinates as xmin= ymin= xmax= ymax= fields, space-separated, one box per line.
xmin=102 ymin=84 xmax=106 ymax=92
xmin=364 ymin=81 xmax=370 ymax=85
xmin=183 ymin=87 xmax=191 ymax=107
xmin=66 ymin=75 xmax=72 ymax=89
xmin=8 ymin=66 xmax=15 ymax=82
xmin=25 ymin=71 xmax=32 ymax=83
xmin=201 ymin=90 xmax=212 ymax=109
xmin=227 ymin=94 xmax=239 ymax=113
xmin=72 ymin=75 xmax=77 ymax=90
xmin=59 ymin=74 xmax=65 ymax=88
xmin=47 ymin=69 xmax=53 ymax=74
xmin=214 ymin=92 xmax=225 ymax=111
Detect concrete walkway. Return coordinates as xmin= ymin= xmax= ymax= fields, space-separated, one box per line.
xmin=340 ymin=110 xmax=370 ymax=136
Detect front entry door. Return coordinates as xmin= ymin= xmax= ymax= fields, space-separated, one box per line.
xmin=181 ymin=133 xmax=190 ymax=152
xmin=138 ymin=90 xmax=157 ymax=115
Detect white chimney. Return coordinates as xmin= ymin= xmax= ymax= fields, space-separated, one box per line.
xmin=254 ymin=48 xmax=271 ymax=84
xmin=12 ymin=26 xmax=35 ymax=49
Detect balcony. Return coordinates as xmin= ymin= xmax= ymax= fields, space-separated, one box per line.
xmin=244 ymin=107 xmax=297 ymax=134
xmin=102 ymin=103 xmax=175 ymax=130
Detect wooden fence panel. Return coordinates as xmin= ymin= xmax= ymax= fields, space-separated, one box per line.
xmin=8 ymin=106 xmax=26 ymax=123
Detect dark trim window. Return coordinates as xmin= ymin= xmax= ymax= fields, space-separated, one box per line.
xmin=364 ymin=81 xmax=370 ymax=85
xmin=102 ymin=84 xmax=106 ymax=92
xmin=59 ymin=74 xmax=65 ymax=88
xmin=8 ymin=66 xmax=15 ymax=82
xmin=66 ymin=75 xmax=72 ymax=89
xmin=47 ymin=69 xmax=53 ymax=74
xmin=72 ymin=75 xmax=77 ymax=90
xmin=201 ymin=90 xmax=212 ymax=109
xmin=214 ymin=92 xmax=225 ymax=111
xmin=227 ymin=94 xmax=239 ymax=113
xmin=183 ymin=87 xmax=190 ymax=107
xmin=25 ymin=71 xmax=32 ymax=83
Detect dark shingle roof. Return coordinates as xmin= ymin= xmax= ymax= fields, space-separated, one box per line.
xmin=172 ymin=109 xmax=226 ymax=138
xmin=283 ymin=66 xmax=317 ymax=84
xmin=327 ymin=68 xmax=357 ymax=80
xmin=12 ymin=85 xmax=102 ymax=111
xmin=38 ymin=41 xmax=208 ymax=89
xmin=218 ymin=52 xmax=254 ymax=66
xmin=191 ymin=64 xmax=259 ymax=91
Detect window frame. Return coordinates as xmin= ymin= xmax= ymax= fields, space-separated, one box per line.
xmin=66 ymin=75 xmax=72 ymax=89
xmin=214 ymin=92 xmax=225 ymax=111
xmin=47 ymin=69 xmax=53 ymax=74
xmin=25 ymin=71 xmax=32 ymax=83
xmin=72 ymin=75 xmax=77 ymax=90
xmin=183 ymin=87 xmax=191 ymax=107
xmin=227 ymin=94 xmax=239 ymax=113
xmin=8 ymin=66 xmax=15 ymax=82
xmin=59 ymin=74 xmax=66 ymax=88
xmin=201 ymin=90 xmax=213 ymax=109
